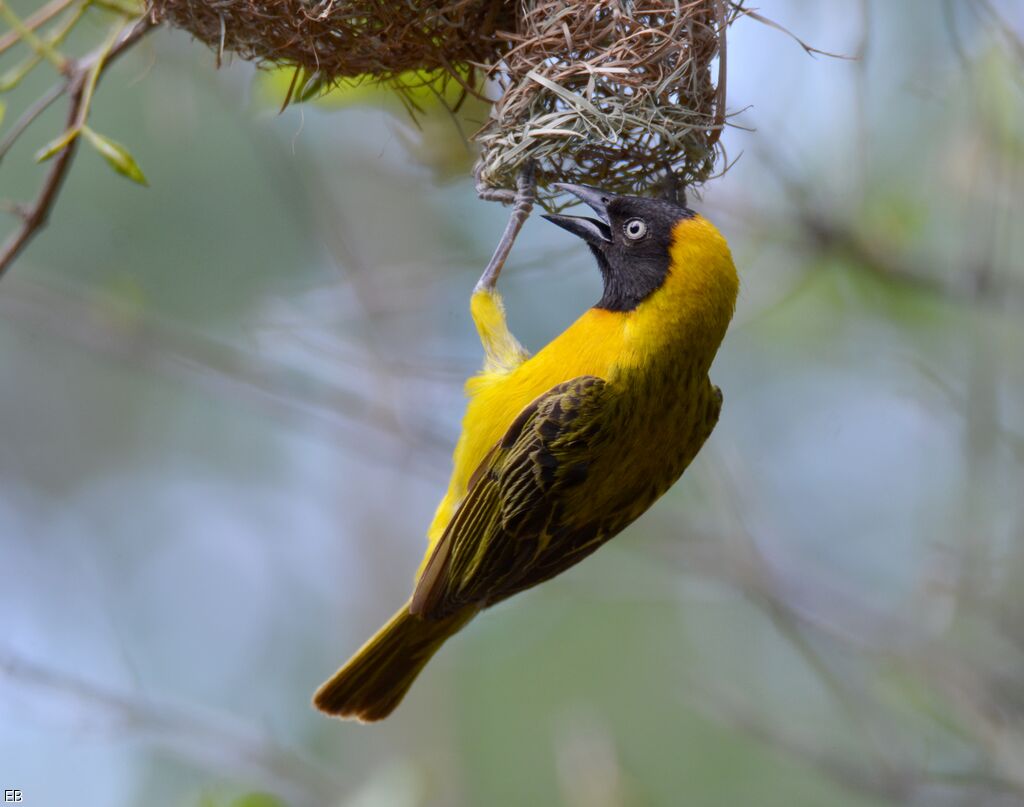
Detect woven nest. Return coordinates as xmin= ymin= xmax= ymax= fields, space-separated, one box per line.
xmin=153 ymin=0 xmax=732 ymax=203
xmin=479 ymin=0 xmax=730 ymax=203
xmin=151 ymin=0 xmax=514 ymax=86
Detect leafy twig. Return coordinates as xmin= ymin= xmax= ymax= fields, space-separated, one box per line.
xmin=0 ymin=14 xmax=154 ymax=279
xmin=0 ymin=0 xmax=69 ymax=70
xmin=0 ymin=81 xmax=66 ymax=163
xmin=0 ymin=0 xmax=74 ymax=56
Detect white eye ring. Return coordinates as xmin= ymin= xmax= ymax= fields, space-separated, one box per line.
xmin=623 ymin=218 xmax=647 ymax=240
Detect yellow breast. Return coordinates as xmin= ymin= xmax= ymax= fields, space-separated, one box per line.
xmin=421 ymin=213 xmax=737 ymax=568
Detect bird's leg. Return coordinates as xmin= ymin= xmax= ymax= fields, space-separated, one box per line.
xmin=471 ymin=162 xmax=535 ymax=373
xmin=474 ymin=160 xmax=536 ymax=293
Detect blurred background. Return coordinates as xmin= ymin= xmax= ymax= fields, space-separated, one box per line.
xmin=1 ymin=1 xmax=1023 ymax=805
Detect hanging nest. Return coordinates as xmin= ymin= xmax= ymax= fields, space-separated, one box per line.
xmin=477 ymin=0 xmax=731 ymax=203
xmin=150 ymin=0 xmax=515 ymax=87
xmin=151 ymin=0 xmax=733 ymax=203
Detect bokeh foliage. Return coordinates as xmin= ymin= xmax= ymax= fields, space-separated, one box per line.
xmin=1 ymin=2 xmax=1023 ymax=807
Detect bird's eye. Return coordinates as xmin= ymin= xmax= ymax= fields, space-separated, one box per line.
xmin=623 ymin=218 xmax=647 ymax=240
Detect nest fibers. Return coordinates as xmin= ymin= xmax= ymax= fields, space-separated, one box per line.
xmin=478 ymin=0 xmax=730 ymax=201
xmin=151 ymin=0 xmax=515 ymax=85
xmin=153 ymin=0 xmax=731 ymax=202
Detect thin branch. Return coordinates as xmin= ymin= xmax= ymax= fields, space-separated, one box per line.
xmin=0 ymin=80 xmax=67 ymax=163
xmin=0 ymin=0 xmax=87 ymax=95
xmin=0 ymin=83 xmax=83 ymax=276
xmin=0 ymin=0 xmax=69 ymax=70
xmin=0 ymin=15 xmax=155 ymax=280
xmin=730 ymin=2 xmax=855 ymax=60
xmin=0 ymin=0 xmax=74 ymax=55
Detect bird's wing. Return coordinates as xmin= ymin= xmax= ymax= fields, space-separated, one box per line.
xmin=703 ymin=384 xmax=723 ymax=442
xmin=411 ymin=375 xmax=609 ymax=619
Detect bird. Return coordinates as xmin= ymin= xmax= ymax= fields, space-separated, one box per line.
xmin=313 ymin=183 xmax=739 ymax=721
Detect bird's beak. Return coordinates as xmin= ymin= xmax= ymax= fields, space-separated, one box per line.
xmin=542 ymin=183 xmax=613 ymax=247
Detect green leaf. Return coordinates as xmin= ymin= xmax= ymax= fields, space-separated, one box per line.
xmin=82 ymin=126 xmax=148 ymax=186
xmin=297 ymin=70 xmax=327 ymax=103
xmin=0 ymin=99 xmax=5 ymax=128
xmin=35 ymin=127 xmax=80 ymax=162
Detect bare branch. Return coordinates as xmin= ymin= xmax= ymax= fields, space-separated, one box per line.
xmin=730 ymin=2 xmax=855 ymax=60
xmin=0 ymin=15 xmax=155 ymax=280
xmin=0 ymin=81 xmax=67 ymax=163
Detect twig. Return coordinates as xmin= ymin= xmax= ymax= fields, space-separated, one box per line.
xmin=0 ymin=0 xmax=87 ymax=95
xmin=0 ymin=83 xmax=83 ymax=276
xmin=0 ymin=80 xmax=67 ymax=163
xmin=475 ymin=160 xmax=536 ymax=292
xmin=71 ymin=21 xmax=128 ymax=130
xmin=0 ymin=0 xmax=69 ymax=69
xmin=0 ymin=0 xmax=74 ymax=55
xmin=729 ymin=2 xmax=855 ymax=60
xmin=0 ymin=15 xmax=154 ymax=280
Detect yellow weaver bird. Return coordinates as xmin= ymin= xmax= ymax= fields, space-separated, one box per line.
xmin=314 ymin=183 xmax=738 ymax=721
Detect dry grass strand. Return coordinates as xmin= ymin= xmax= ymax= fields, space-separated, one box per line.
xmin=476 ymin=0 xmax=733 ymax=203
xmin=151 ymin=0 xmax=514 ymax=86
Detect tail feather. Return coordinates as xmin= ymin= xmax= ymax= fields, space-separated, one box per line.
xmin=313 ymin=601 xmax=476 ymax=722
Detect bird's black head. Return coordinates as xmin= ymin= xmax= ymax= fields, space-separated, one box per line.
xmin=543 ymin=183 xmax=696 ymax=312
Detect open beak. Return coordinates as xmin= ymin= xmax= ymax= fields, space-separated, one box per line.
xmin=542 ymin=183 xmax=614 ymax=247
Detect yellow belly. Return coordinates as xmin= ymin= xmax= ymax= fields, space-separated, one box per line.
xmin=422 ymin=307 xmax=632 ymax=568
xmin=421 ymin=213 xmax=738 ymax=579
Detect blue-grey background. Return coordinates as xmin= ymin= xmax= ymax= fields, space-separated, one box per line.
xmin=2 ymin=2 xmax=1023 ymax=806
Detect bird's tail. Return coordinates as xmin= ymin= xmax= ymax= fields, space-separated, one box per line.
xmin=313 ymin=601 xmax=476 ymax=722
